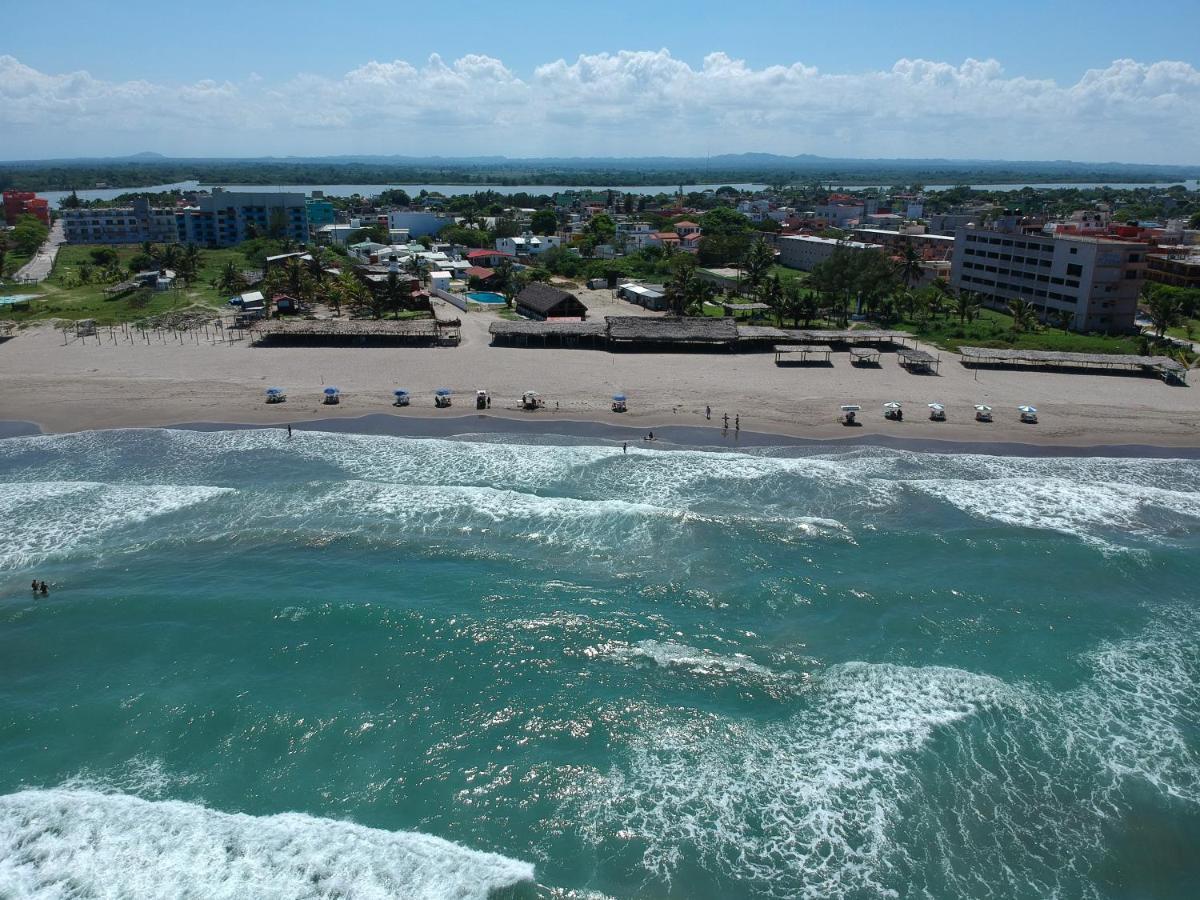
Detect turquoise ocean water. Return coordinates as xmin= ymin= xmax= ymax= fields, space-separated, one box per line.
xmin=0 ymin=427 xmax=1197 ymax=899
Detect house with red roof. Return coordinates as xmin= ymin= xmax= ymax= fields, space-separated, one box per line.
xmin=673 ymin=220 xmax=701 ymax=237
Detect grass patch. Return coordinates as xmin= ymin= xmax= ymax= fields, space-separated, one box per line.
xmin=894 ymin=308 xmax=1145 ymax=354
xmin=2 ymin=244 xmax=250 ymax=325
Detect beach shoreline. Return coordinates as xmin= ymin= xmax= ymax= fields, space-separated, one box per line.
xmin=2 ymin=320 xmax=1198 ymax=455
xmin=5 ymin=414 xmax=1200 ymax=459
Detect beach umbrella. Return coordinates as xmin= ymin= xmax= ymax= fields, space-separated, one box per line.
xmin=324 ymin=387 xmax=339 ymax=396
xmin=974 ymin=404 xmax=992 ymax=413
xmin=435 ymin=388 xmax=452 ymax=396
xmin=393 ymin=389 xmax=409 ymax=397
xmin=840 ymin=404 xmax=861 ymax=412
xmin=928 ymin=403 xmax=945 ymax=412
xmin=612 ymin=394 xmax=626 ymax=402
xmin=1018 ymin=405 xmax=1037 ymax=414
xmin=266 ymin=387 xmax=283 ymax=396
xmin=883 ymin=401 xmax=902 ymax=410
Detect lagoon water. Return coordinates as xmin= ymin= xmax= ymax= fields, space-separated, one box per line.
xmin=1 ymin=427 xmax=1198 ymax=899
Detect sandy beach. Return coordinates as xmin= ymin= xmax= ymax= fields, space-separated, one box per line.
xmin=1 ymin=301 xmax=1198 ymax=449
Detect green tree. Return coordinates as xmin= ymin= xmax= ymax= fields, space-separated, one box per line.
xmin=763 ymin=273 xmax=786 ymax=325
xmin=853 ymin=250 xmax=899 ymax=318
xmin=741 ymin=238 xmax=775 ymax=302
xmin=1143 ymin=286 xmax=1183 ymax=338
xmin=494 ymin=257 xmax=517 ymax=308
xmin=213 ymin=259 xmax=248 ymax=295
xmin=529 ymin=209 xmax=558 ymax=235
xmin=11 ymin=214 xmax=49 ymax=257
xmin=1007 ymin=297 xmax=1039 ymax=335
xmin=0 ymin=231 xmax=7 ymax=277
xmin=896 ymin=243 xmax=923 ymax=289
xmin=665 ymin=261 xmax=704 ymax=316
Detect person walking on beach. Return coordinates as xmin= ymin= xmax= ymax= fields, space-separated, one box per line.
xmin=287 ymin=424 xmax=292 ymax=439
xmin=705 ymin=405 xmax=711 ymax=420
xmin=622 ymin=442 xmax=627 ymax=454
xmin=723 ymin=413 xmax=729 ymax=429
xmin=735 ymin=415 xmax=740 ymax=433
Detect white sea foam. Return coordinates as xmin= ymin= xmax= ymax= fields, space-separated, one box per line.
xmin=0 ymin=788 xmax=534 ymax=900
xmin=576 ymin=661 xmax=1016 ymax=899
xmin=604 ymin=639 xmax=780 ymax=680
xmin=0 ymin=481 xmax=235 ymax=569
xmin=906 ymin=475 xmax=1200 ymax=544
xmin=577 ymin=608 xmax=1200 ymax=899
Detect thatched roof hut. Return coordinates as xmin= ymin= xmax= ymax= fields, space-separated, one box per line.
xmin=607 ymin=316 xmax=738 ymax=346
xmin=515 ymin=284 xmax=588 ymax=320
xmin=958 ymin=346 xmax=1187 ymax=380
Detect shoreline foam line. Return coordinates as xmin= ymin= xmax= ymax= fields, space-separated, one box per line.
xmin=4 ymin=415 xmax=1200 ymax=459
xmin=0 ymin=788 xmax=536 ymax=900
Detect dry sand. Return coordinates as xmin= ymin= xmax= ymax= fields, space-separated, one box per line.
xmin=1 ymin=300 xmax=1198 ymax=449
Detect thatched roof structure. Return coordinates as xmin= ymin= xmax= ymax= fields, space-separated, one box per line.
xmin=607 ymin=316 xmax=738 ymax=344
xmin=251 ymin=318 xmax=441 ymax=345
xmin=795 ymin=329 xmax=914 ymax=345
xmin=516 ymin=283 xmax=585 ymax=317
xmin=897 ymin=347 xmax=941 ymax=372
xmin=489 ymin=320 xmax=607 ymax=338
xmin=958 ymin=346 xmax=1187 ymax=376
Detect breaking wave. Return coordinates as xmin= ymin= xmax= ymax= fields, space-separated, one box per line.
xmin=0 ymin=788 xmax=534 ymax=900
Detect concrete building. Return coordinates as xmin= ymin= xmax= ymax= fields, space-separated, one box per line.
xmin=61 ymin=198 xmax=178 ymax=244
xmin=495 ymin=232 xmax=562 ymax=257
xmin=177 ymin=189 xmax=309 ymax=247
xmin=3 ymin=191 xmax=50 ymax=226
xmin=950 ymin=227 xmax=1147 ymax=332
xmin=387 ymin=211 xmax=455 ymax=238
xmin=815 ymin=202 xmax=865 ymax=227
xmin=851 ymin=228 xmax=955 ymax=258
xmin=305 ymin=198 xmax=335 ymax=227
xmin=776 ymin=235 xmax=884 ymax=271
xmin=1146 ymin=252 xmax=1200 ymax=289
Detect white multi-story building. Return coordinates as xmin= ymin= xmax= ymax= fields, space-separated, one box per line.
xmin=776 ymin=235 xmax=883 ymax=271
xmin=950 ymin=227 xmax=1147 ymax=332
xmin=495 ymin=232 xmax=562 ymax=257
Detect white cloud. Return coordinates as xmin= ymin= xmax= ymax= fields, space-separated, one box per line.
xmin=1 ymin=51 xmax=1197 ymax=163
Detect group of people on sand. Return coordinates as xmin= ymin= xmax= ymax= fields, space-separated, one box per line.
xmin=30 ymin=580 xmax=49 ymax=596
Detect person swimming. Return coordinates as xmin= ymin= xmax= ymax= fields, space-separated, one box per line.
xmin=38 ymin=581 xmax=48 ymax=596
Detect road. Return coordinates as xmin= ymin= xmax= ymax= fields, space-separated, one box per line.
xmin=12 ymin=220 xmax=65 ymax=283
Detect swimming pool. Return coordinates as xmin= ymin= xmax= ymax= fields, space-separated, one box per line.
xmin=0 ymin=294 xmax=41 ymax=306
xmin=466 ymin=291 xmax=507 ymax=305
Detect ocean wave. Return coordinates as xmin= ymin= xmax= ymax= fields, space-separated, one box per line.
xmin=903 ymin=475 xmax=1200 ymax=547
xmin=0 ymin=788 xmax=534 ymax=900
xmin=575 ymin=608 xmax=1200 ymax=899
xmin=0 ymin=481 xmax=235 ymax=570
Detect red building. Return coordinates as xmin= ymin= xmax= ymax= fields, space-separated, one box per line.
xmin=3 ymin=191 xmax=50 ymax=226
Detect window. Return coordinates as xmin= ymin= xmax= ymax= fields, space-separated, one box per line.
xmin=1066 ymin=263 xmax=1083 ymax=277
xmin=1069 ymin=247 xmax=1078 ymax=254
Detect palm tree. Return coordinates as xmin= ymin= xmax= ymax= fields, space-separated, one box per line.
xmin=1007 ymin=298 xmax=1039 ymax=335
xmin=214 ymin=260 xmax=247 ymax=296
xmin=665 ymin=264 xmax=702 ymax=316
xmin=177 ymin=244 xmax=202 ymax=285
xmin=953 ymin=289 xmax=980 ymax=324
xmin=741 ymin=238 xmax=774 ymax=302
xmin=763 ymin=274 xmax=785 ymax=326
xmin=384 ymin=271 xmax=410 ymax=318
xmin=896 ymin=243 xmax=923 ymax=289
xmin=494 ymin=258 xmax=517 ymax=308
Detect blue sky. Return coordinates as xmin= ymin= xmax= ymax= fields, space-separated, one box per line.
xmin=2 ymin=0 xmax=1198 ymax=162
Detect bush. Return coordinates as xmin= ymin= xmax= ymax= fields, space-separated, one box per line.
xmin=89 ymin=248 xmax=119 ymax=266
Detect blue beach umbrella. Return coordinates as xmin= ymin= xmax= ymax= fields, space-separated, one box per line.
xmin=612 ymin=394 xmax=626 ymax=402
xmin=435 ymin=388 xmax=452 ymax=396
xmin=266 ymin=387 xmax=283 ymax=396
xmin=324 ymin=387 xmax=340 ymax=396
xmin=393 ymin=389 xmax=409 ymax=397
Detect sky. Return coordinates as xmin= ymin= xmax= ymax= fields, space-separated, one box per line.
xmin=2 ymin=0 xmax=1199 ymax=164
